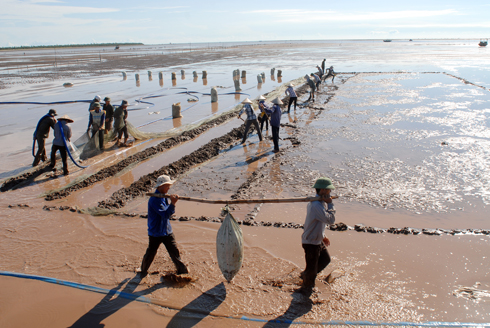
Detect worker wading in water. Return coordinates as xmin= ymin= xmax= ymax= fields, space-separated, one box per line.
xmin=87 ymin=102 xmax=106 ymax=150
xmin=238 ymin=98 xmax=263 ymax=144
xmin=32 ymin=109 xmax=57 ymax=166
xmin=49 ymin=115 xmax=73 ymax=176
xmin=103 ymin=97 xmax=114 ymax=135
xmin=114 ymin=100 xmax=130 ymax=146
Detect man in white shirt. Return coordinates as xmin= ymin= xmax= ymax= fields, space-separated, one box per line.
xmin=301 ymin=177 xmax=336 ymax=289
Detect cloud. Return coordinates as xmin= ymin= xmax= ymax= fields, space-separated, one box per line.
xmin=0 ymin=0 xmax=118 ymax=22
xmin=242 ymin=8 xmax=459 ymax=23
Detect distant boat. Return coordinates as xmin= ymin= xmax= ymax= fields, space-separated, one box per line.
xmin=479 ymin=39 xmax=488 ymax=47
xmin=383 ymin=39 xmax=392 ymax=42
xmin=409 ymin=39 xmax=413 ymax=41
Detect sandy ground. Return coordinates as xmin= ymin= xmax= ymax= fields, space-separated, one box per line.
xmin=1 ymin=43 xmax=490 ymax=327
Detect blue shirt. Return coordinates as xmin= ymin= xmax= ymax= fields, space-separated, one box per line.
xmin=53 ymin=121 xmax=72 ymax=147
xmin=265 ymin=104 xmax=282 ymax=127
xmin=147 ymin=189 xmax=175 ymax=237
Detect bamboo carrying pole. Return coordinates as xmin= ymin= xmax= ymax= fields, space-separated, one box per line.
xmin=146 ymin=193 xmax=338 ymax=205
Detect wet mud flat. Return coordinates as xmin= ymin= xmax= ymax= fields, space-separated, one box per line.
xmin=1 ymin=70 xmax=490 ymax=326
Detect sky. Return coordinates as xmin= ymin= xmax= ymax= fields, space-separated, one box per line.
xmin=1 ymin=0 xmax=489 ymax=47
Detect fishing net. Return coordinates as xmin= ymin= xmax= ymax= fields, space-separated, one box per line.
xmin=216 ymin=206 xmax=244 ymax=282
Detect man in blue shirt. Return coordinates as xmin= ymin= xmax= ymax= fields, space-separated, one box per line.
xmin=265 ymin=97 xmax=283 ymax=153
xmin=138 ymin=175 xmax=188 ymax=278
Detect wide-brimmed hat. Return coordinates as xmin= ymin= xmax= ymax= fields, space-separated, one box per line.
xmin=304 ymin=74 xmax=310 ymax=80
xmin=48 ymin=109 xmax=57 ymax=116
xmin=104 ymin=97 xmax=111 ymax=101
xmin=312 ymin=177 xmax=335 ymax=190
xmin=242 ymin=98 xmax=252 ymax=104
xmin=155 ymin=175 xmax=176 ymax=188
xmin=271 ymin=97 xmax=283 ymax=105
xmin=121 ymin=100 xmax=129 ymax=106
xmin=93 ymin=102 xmax=102 ymax=108
xmin=258 ymin=95 xmax=266 ymax=101
xmin=288 ymin=83 xmax=294 ymax=87
xmin=94 ymin=95 xmax=101 ymax=101
xmin=58 ymin=114 xmax=74 ymax=123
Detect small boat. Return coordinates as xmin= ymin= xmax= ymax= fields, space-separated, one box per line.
xmin=409 ymin=39 xmax=413 ymax=41
xmin=383 ymin=39 xmax=392 ymax=42
xmin=479 ymin=39 xmax=488 ymax=47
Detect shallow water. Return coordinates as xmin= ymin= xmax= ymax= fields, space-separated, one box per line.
xmin=1 ymin=41 xmax=490 ymax=325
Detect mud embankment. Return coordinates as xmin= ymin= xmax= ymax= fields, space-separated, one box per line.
xmin=43 ymin=111 xmax=242 ymax=200
xmin=97 ymin=124 xmax=247 ymax=209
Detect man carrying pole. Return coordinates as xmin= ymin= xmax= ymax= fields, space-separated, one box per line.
xmin=301 ymin=177 xmax=336 ymax=289
xmin=138 ymin=175 xmax=189 ymax=278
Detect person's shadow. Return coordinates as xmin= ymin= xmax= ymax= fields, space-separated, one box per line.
xmin=262 ymin=288 xmax=313 ymax=327
xmin=69 ymin=275 xmax=165 ymax=327
xmin=166 ymin=282 xmax=226 ymax=328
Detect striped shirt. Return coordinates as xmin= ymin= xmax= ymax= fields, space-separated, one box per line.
xmin=88 ymin=110 xmax=106 ymax=130
xmin=285 ymin=86 xmax=297 ymax=98
xmin=238 ymin=104 xmax=257 ymax=120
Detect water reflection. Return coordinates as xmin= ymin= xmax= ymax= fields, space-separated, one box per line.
xmin=271 ymin=75 xmax=275 ymax=81
xmin=193 ymin=76 xmax=198 ymax=83
xmin=181 ymin=74 xmax=185 ymax=80
xmin=234 ymin=93 xmax=240 ymax=101
xmin=211 ymin=102 xmax=218 ymax=114
xmin=257 ymin=82 xmax=262 ymax=90
xmin=203 ymin=78 xmax=208 ymax=86
xmin=287 ymin=112 xmax=297 ymax=123
xmin=278 ymin=76 xmax=282 ymax=83
xmin=241 ymin=77 xmax=247 ymax=85
xmin=243 ymin=140 xmax=271 ymax=175
xmin=173 ymin=117 xmax=182 ymax=129
xmin=172 ymin=79 xmax=177 ymax=86
xmin=159 ymin=79 xmax=163 ymax=87
xmin=136 ymin=81 xmax=141 ymax=87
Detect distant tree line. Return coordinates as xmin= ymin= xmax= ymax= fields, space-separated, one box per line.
xmin=0 ymin=42 xmax=144 ymax=50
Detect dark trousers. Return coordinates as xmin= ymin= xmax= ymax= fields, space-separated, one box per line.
xmin=50 ymin=144 xmax=68 ymax=173
xmin=91 ymin=128 xmax=104 ymax=149
xmin=117 ymin=125 xmax=128 ymax=140
xmin=302 ymin=242 xmax=331 ymax=287
xmin=242 ymin=119 xmax=263 ymax=143
xmin=259 ymin=115 xmax=269 ymax=131
xmin=287 ymin=97 xmax=297 ymax=112
xmin=140 ymin=234 xmax=188 ymax=275
xmin=271 ymin=126 xmax=280 ymax=151
xmin=33 ymin=136 xmax=47 ymax=166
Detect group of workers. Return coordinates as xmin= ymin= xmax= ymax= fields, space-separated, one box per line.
xmin=238 ymin=95 xmax=284 ymax=153
xmin=305 ymin=60 xmax=336 ymax=101
xmin=32 ymin=109 xmax=74 ymax=175
xmin=87 ymin=95 xmax=131 ymax=148
xmin=140 ymin=173 xmax=335 ymax=290
xmin=32 ymin=95 xmax=132 ymax=174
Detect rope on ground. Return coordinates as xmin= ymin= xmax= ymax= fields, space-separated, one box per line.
xmin=1 ymin=271 xmax=488 ymax=327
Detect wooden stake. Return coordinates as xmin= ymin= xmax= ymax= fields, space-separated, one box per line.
xmin=145 ymin=193 xmax=338 ymax=204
